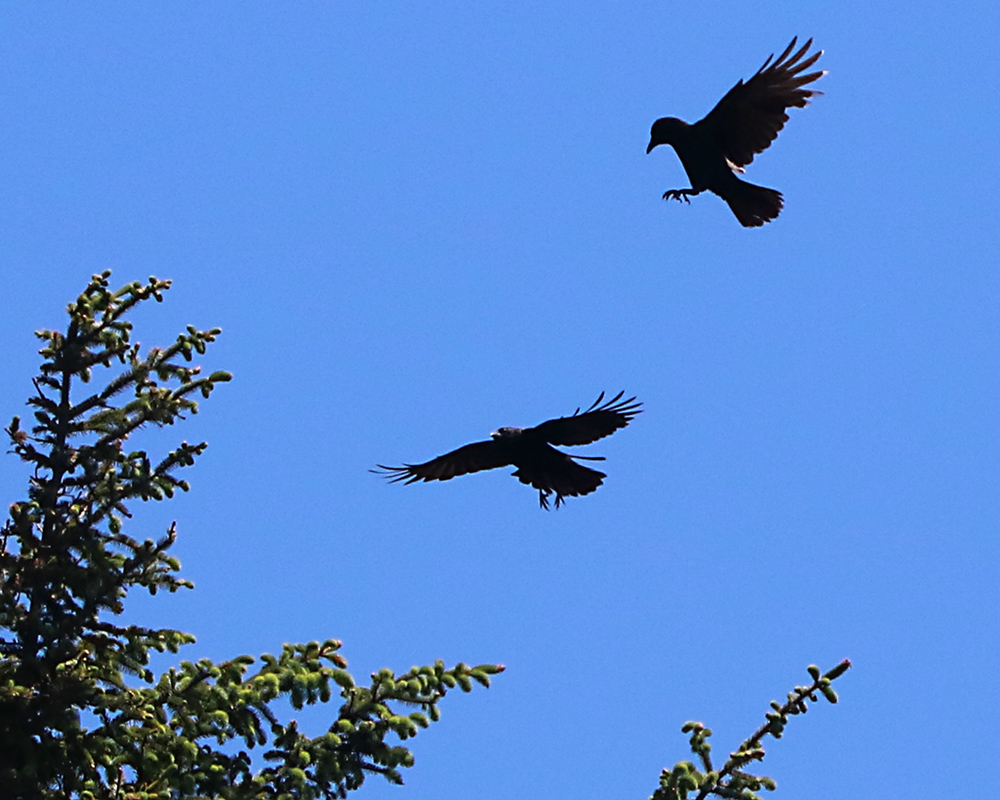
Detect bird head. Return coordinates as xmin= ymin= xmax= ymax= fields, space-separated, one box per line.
xmin=647 ymin=117 xmax=687 ymax=153
xmin=491 ymin=427 xmax=524 ymax=439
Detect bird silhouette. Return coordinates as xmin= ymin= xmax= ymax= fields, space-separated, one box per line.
xmin=647 ymin=37 xmax=826 ymax=227
xmin=373 ymin=392 xmax=642 ymax=509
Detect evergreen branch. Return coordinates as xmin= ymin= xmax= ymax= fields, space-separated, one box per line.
xmin=650 ymin=661 xmax=851 ymax=800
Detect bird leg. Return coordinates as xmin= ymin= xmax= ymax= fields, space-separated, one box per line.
xmin=662 ymin=188 xmax=699 ymax=203
xmin=538 ymin=490 xmax=551 ymax=511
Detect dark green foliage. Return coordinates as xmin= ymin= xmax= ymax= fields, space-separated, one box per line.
xmin=650 ymin=660 xmax=851 ymax=800
xmin=0 ymin=273 xmax=503 ymax=799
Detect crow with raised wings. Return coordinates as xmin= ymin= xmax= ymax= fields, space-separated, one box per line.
xmin=646 ymin=37 xmax=826 ymax=227
xmin=373 ymin=392 xmax=642 ymax=509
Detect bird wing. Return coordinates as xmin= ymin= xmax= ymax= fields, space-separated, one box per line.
xmin=373 ymin=440 xmax=513 ymax=484
xmin=698 ymin=37 xmax=825 ymax=168
xmin=530 ymin=391 xmax=642 ymax=447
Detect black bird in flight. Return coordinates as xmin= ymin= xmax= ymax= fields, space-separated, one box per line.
xmin=646 ymin=37 xmax=826 ymax=227
xmin=374 ymin=392 xmax=642 ymax=509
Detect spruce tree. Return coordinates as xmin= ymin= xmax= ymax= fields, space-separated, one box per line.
xmin=0 ymin=273 xmax=502 ymax=799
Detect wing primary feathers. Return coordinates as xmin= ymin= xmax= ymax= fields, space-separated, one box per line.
xmin=578 ymin=390 xmax=614 ymax=415
xmin=754 ymin=37 xmax=826 ymax=102
xmin=785 ymin=38 xmax=814 ymax=70
xmin=773 ymin=36 xmax=802 ymax=69
xmin=533 ymin=391 xmax=643 ymax=446
xmin=371 ymin=464 xmax=423 ymax=484
xmin=573 ymin=390 xmax=604 ymax=416
xmin=577 ymin=390 xmax=642 ymax=420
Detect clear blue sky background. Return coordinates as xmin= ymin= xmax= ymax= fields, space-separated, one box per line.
xmin=2 ymin=3 xmax=998 ymax=798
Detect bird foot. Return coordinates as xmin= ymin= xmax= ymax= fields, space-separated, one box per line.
xmin=662 ymin=189 xmax=693 ymax=204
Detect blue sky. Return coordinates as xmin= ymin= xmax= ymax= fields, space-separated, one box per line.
xmin=2 ymin=3 xmax=999 ymax=798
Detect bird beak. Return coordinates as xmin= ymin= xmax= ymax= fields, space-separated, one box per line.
xmin=646 ymin=140 xmax=656 ymax=154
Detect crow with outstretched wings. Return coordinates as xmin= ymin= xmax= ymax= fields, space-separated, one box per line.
xmin=646 ymin=37 xmax=826 ymax=227
xmin=373 ymin=392 xmax=642 ymax=509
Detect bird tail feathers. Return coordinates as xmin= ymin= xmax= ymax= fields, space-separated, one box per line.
xmin=723 ymin=178 xmax=783 ymax=228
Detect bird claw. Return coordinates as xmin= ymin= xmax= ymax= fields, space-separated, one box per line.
xmin=662 ymin=189 xmax=692 ymax=204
